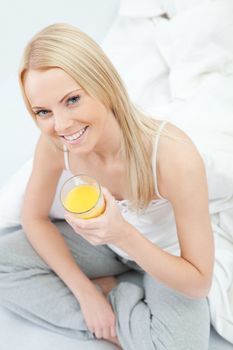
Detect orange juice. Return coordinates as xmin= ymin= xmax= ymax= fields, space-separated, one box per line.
xmin=64 ymin=184 xmax=105 ymax=219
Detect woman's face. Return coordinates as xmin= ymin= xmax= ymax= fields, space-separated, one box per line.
xmin=24 ymin=68 xmax=112 ymax=155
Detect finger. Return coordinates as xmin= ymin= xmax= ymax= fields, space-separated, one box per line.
xmin=101 ymin=187 xmax=115 ymax=201
xmin=101 ymin=189 xmax=116 ymax=213
xmin=88 ymin=327 xmax=94 ymax=334
xmin=94 ymin=327 xmax=103 ymax=339
xmin=64 ymin=214 xmax=86 ymax=228
xmin=65 ymin=219 xmax=86 ymax=236
xmin=110 ymin=325 xmax=117 ymax=338
xmin=86 ymin=236 xmax=104 ymax=246
xmin=102 ymin=327 xmax=111 ymax=340
xmin=65 ymin=214 xmax=104 ymax=230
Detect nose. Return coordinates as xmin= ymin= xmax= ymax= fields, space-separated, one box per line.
xmin=53 ymin=111 xmax=74 ymax=134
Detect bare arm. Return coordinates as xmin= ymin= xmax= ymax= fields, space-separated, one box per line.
xmin=117 ymin=124 xmax=214 ymax=298
xmin=21 ymin=134 xmax=95 ymax=299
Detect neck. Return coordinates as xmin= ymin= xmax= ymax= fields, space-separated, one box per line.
xmin=90 ymin=115 xmax=125 ymax=165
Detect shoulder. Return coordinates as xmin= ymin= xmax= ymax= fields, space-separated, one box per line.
xmin=157 ymin=122 xmax=206 ymax=201
xmin=34 ymin=133 xmax=65 ymax=171
xmin=21 ymin=134 xmax=65 ymax=222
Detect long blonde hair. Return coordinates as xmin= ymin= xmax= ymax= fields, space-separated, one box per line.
xmin=19 ymin=23 xmax=170 ymax=212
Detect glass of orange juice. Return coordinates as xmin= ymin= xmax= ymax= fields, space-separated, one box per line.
xmin=60 ymin=174 xmax=105 ymax=219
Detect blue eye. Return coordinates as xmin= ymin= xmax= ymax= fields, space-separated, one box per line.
xmin=33 ymin=95 xmax=81 ymax=117
xmin=67 ymin=95 xmax=81 ymax=105
xmin=35 ymin=110 xmax=49 ymax=117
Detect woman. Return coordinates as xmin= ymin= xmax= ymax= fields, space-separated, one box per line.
xmin=0 ymin=23 xmax=214 ymax=349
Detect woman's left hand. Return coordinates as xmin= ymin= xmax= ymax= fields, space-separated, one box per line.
xmin=64 ymin=187 xmax=129 ymax=246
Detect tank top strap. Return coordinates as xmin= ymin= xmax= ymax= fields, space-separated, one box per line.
xmin=151 ymin=120 xmax=168 ymax=200
xmin=63 ymin=144 xmax=71 ymax=171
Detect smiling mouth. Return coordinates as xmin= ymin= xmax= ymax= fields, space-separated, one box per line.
xmin=62 ymin=126 xmax=88 ymax=141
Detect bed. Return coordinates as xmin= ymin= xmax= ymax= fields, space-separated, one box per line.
xmin=1 ymin=0 xmax=233 ymax=349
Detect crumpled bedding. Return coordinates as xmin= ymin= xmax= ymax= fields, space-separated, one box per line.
xmin=102 ymin=0 xmax=233 ymax=344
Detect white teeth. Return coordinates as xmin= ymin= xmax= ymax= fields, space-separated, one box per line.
xmin=64 ymin=127 xmax=86 ymax=141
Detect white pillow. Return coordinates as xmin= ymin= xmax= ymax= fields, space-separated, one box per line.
xmin=161 ymin=0 xmax=209 ymax=18
xmin=102 ymin=14 xmax=170 ymax=112
xmin=0 ymin=158 xmax=72 ymax=230
xmin=155 ymin=0 xmax=233 ymax=98
xmin=0 ymin=159 xmax=33 ymax=229
xmin=119 ymin=0 xmax=164 ymax=17
xmin=119 ymin=0 xmax=208 ymax=19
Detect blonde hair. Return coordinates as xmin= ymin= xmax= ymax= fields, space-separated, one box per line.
xmin=19 ymin=23 xmax=173 ymax=212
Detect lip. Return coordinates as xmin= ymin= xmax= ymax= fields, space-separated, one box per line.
xmin=61 ymin=126 xmax=89 ymax=145
xmin=61 ymin=126 xmax=88 ymax=137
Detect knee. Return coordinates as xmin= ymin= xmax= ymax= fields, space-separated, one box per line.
xmin=0 ymin=229 xmax=48 ymax=272
xmin=144 ymin=275 xmax=210 ymax=350
xmin=144 ymin=273 xmax=209 ymax=313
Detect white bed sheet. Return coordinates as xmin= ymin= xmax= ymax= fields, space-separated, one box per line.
xmin=0 ymin=302 xmax=232 ymax=350
xmin=102 ymin=0 xmax=233 ymax=344
xmin=0 ymin=305 xmax=117 ymax=350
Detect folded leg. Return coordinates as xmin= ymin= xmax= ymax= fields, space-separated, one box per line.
xmin=109 ymin=271 xmax=210 ymax=350
xmin=0 ymin=220 xmax=130 ymax=340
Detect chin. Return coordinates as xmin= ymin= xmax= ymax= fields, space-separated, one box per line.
xmin=67 ymin=143 xmax=94 ymax=157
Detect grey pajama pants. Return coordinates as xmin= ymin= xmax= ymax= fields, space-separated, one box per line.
xmin=0 ymin=220 xmax=210 ymax=350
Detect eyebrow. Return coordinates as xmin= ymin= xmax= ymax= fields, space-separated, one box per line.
xmin=31 ymin=88 xmax=82 ymax=110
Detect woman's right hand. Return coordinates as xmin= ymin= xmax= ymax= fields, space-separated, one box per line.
xmin=77 ymin=285 xmax=117 ymax=340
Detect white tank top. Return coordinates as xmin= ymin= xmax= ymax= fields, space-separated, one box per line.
xmin=57 ymin=120 xmax=180 ymax=260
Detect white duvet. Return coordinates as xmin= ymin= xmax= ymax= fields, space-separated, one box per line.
xmin=102 ymin=0 xmax=233 ymax=343
xmin=0 ymin=0 xmax=233 ymax=344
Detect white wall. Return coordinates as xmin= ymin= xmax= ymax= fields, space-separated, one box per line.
xmin=0 ymin=0 xmax=119 ymax=187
